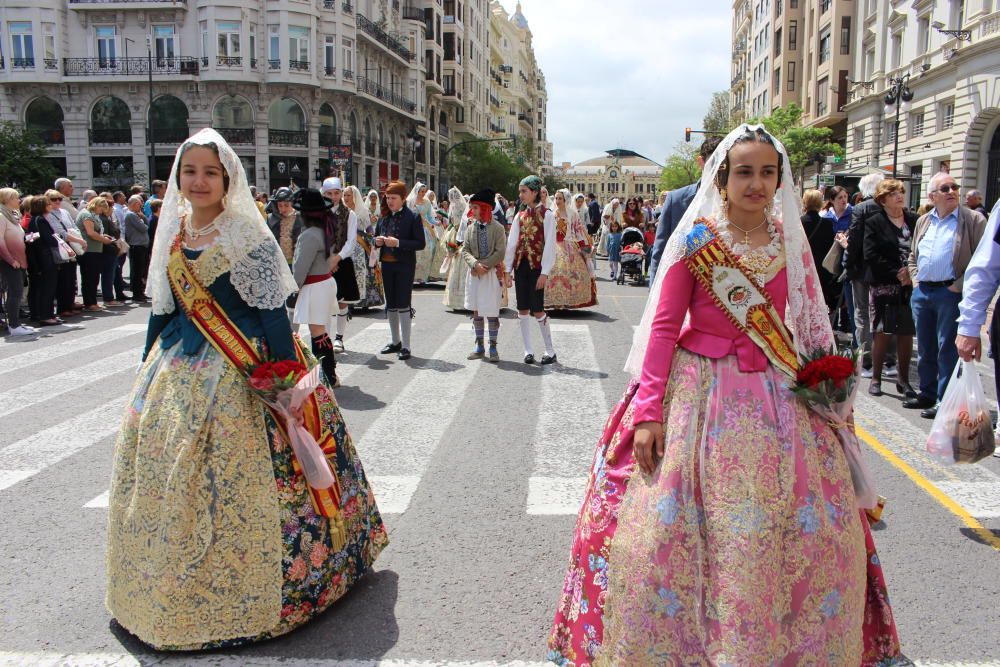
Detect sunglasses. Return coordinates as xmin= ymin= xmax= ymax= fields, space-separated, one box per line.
xmin=935 ymin=184 xmax=959 ymax=193
xmin=50 ymin=197 xmax=64 ymax=201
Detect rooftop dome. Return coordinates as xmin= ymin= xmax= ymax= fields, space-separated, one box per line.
xmin=511 ymin=2 xmax=530 ymax=29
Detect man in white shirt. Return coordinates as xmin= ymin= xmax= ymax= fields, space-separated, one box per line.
xmin=320 ymin=177 xmax=359 ymax=352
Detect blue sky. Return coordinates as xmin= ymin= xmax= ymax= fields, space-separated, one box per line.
xmin=507 ymin=0 xmax=732 ymax=166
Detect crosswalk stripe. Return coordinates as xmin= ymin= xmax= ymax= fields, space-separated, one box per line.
xmin=527 ymin=325 xmax=605 ymax=515
xmin=0 ymin=348 xmax=138 ymax=419
xmin=0 ymin=397 xmax=126 ymax=492
xmin=353 ymin=324 xmax=480 ymax=514
xmin=83 ymin=490 xmax=109 ymax=508
xmin=0 ymin=652 xmax=551 ymax=667
xmin=0 ymin=323 xmax=146 ymax=374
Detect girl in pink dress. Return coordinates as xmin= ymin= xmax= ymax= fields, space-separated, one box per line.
xmin=547 ymin=126 xmax=900 ymax=666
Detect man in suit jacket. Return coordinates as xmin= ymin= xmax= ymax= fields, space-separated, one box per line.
xmin=905 ymin=171 xmax=988 ymax=417
xmin=586 ymin=193 xmax=601 ymax=236
xmin=648 ymin=136 xmax=722 ymax=282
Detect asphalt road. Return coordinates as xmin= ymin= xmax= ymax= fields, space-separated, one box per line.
xmin=1 ymin=264 xmax=998 ymax=666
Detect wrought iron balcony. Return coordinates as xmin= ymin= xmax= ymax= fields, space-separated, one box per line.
xmin=217 ymin=55 xmax=242 ymax=67
xmin=89 ymin=128 xmax=132 ymax=145
xmin=12 ymin=58 xmax=35 ymax=69
xmin=268 ymin=59 xmax=281 ymax=70
xmin=402 ymin=5 xmax=423 ymax=20
xmin=70 ymin=0 xmax=187 ymax=3
xmin=356 ymin=75 xmax=417 ymax=114
xmin=44 ymin=59 xmax=58 ymax=71
xmin=343 ymin=68 xmax=354 ymax=80
xmin=343 ymin=1 xmax=353 ymax=13
xmin=356 ymin=14 xmax=413 ymax=62
xmin=443 ymin=85 xmax=457 ymax=97
xmin=323 ymin=0 xmax=335 ymax=7
xmin=499 ymin=64 xmax=512 ymax=74
xmin=269 ymin=129 xmax=308 ymax=146
xmin=289 ymin=60 xmax=310 ymax=71
xmin=64 ymin=56 xmax=199 ymax=76
xmin=146 ymin=126 xmax=190 ymax=144
xmin=324 ymin=65 xmax=336 ymax=76
xmin=215 ymin=127 xmax=255 ymax=145
xmin=251 ymin=58 xmax=258 ymax=69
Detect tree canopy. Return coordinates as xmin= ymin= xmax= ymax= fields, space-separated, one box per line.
xmin=0 ymin=122 xmax=59 ymax=194
xmin=446 ymin=136 xmax=564 ymax=200
xmin=749 ymin=104 xmax=844 ymax=182
xmin=703 ymin=91 xmax=736 ymax=136
xmin=658 ymin=141 xmax=702 ymax=191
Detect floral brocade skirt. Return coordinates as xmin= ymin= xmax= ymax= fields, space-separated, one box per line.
xmin=545 ymin=241 xmax=597 ymax=310
xmin=443 ymin=250 xmax=469 ymax=310
xmin=106 ymin=340 xmax=388 ymax=650
xmin=548 ymin=349 xmax=900 ymax=666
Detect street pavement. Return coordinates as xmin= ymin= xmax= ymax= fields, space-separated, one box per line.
xmin=1 ymin=264 xmax=998 ymax=666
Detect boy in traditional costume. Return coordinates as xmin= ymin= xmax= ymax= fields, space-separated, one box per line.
xmin=505 ymin=175 xmax=557 ymax=364
xmin=462 ymin=189 xmax=507 ymax=362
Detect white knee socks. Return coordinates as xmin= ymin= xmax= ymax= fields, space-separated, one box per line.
xmin=336 ymin=306 xmax=348 ymax=337
xmin=536 ymin=314 xmax=555 ymax=356
xmin=518 ymin=313 xmax=535 ymax=356
xmin=387 ymin=309 xmax=401 ymax=345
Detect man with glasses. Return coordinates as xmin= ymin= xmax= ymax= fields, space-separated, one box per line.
xmin=905 ymin=172 xmax=988 ymax=417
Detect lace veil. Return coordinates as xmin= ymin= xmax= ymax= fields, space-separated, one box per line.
xmin=406 ymin=181 xmax=427 ymax=210
xmin=343 ymin=185 xmax=371 ymax=231
xmin=624 ymin=124 xmax=834 ymax=379
xmin=148 ymin=128 xmax=298 ymax=315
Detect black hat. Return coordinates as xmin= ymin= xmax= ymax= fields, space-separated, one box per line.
xmin=470 ymin=189 xmax=496 ymax=206
xmin=292 ymin=188 xmax=334 ymax=213
xmin=270 ymin=186 xmax=294 ymax=202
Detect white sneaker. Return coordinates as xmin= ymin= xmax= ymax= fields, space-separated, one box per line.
xmin=9 ymin=325 xmax=39 ymax=337
xmin=861 ymin=367 xmax=873 ymax=378
xmin=333 ymin=337 xmax=345 ymax=353
xmin=884 ymin=365 xmax=898 ymax=378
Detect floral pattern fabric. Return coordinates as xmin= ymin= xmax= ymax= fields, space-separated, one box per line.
xmin=106 ymin=314 xmax=387 ymax=650
xmin=548 ymin=349 xmax=900 ymax=666
xmin=545 ymin=213 xmax=597 ymax=310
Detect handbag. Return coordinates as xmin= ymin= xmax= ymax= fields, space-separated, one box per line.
xmin=51 ymin=236 xmax=73 ymax=264
xmin=821 ymin=240 xmax=844 ymax=275
xmin=115 ymin=238 xmax=130 ymax=257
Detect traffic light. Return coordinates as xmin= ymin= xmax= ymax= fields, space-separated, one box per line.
xmin=685 ymin=128 xmax=692 ymax=142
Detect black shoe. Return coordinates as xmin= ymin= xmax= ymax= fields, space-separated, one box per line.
xmin=540 ymin=354 xmax=558 ymax=365
xmin=895 ymin=382 xmax=917 ymax=399
xmin=524 ymin=353 xmax=536 ymax=364
xmin=903 ymin=395 xmax=935 ymax=409
xmin=380 ymin=342 xmax=402 ymax=354
xmin=868 ymin=381 xmax=882 ymax=397
xmin=921 ymin=405 xmax=939 ymax=419
xmin=397 ymin=348 xmax=411 ymax=360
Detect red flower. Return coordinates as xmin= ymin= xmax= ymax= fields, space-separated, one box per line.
xmin=271 ymin=360 xmax=306 ymax=382
xmin=796 ymin=355 xmax=855 ymax=388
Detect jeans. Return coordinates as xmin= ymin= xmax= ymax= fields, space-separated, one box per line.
xmin=79 ymin=252 xmax=103 ymax=307
xmin=0 ymin=261 xmax=24 ymax=328
xmin=101 ymin=252 xmax=118 ymax=302
xmin=851 ymin=279 xmax=872 ymax=358
xmin=57 ymin=262 xmax=77 ymax=313
xmin=911 ymin=283 xmax=961 ymax=401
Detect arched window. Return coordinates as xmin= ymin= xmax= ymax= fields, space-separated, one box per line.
xmin=363 ymin=118 xmax=373 ymax=155
xmin=211 ymin=94 xmax=255 ymax=145
xmin=318 ymin=102 xmax=338 ymax=147
xmin=268 ymin=97 xmax=307 ymax=146
xmin=90 ymin=96 xmax=131 ymax=144
xmin=377 ymin=123 xmax=386 ymax=158
xmin=389 ymin=128 xmax=398 ymax=161
xmin=349 ymin=112 xmax=359 ymax=151
xmin=25 ymin=97 xmax=64 ymax=145
xmin=148 ymin=94 xmax=189 ymax=144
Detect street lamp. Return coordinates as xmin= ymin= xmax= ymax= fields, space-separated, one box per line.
xmin=884 ymin=73 xmax=913 ymax=176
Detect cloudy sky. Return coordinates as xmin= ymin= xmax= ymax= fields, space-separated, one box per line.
xmin=503 ymin=0 xmax=732 ymax=167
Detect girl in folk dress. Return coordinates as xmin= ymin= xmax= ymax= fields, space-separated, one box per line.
xmin=106 ymin=130 xmax=386 ymax=651
xmin=343 ymin=185 xmax=385 ymax=311
xmin=442 ymin=186 xmax=471 ymax=311
xmin=545 ymin=189 xmax=597 ymax=310
xmin=462 ymin=189 xmax=507 ymax=362
xmin=547 ymin=125 xmax=899 ymax=666
xmin=408 ymin=182 xmax=442 ymax=284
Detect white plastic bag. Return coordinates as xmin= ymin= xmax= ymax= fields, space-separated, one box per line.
xmin=926 ymin=360 xmax=995 ymax=463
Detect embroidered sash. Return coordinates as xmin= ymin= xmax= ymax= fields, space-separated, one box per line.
xmin=166 ymin=236 xmax=346 ymax=544
xmin=683 ymin=220 xmax=799 ymax=378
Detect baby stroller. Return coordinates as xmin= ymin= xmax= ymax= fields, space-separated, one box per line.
xmin=617 ymin=227 xmax=647 ymax=286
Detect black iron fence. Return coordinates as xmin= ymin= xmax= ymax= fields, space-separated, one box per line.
xmin=215 ymin=127 xmax=256 ymax=145
xmin=269 ymin=129 xmax=308 ymax=147
xmin=356 ymin=75 xmax=417 ymax=114
xmin=64 ymin=56 xmax=199 ymax=76
xmin=356 ymin=14 xmax=413 ymax=62
xmin=89 ymin=128 xmax=132 ymax=144
xmin=147 ymin=127 xmax=190 ymax=144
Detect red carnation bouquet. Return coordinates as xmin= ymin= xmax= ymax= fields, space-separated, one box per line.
xmin=247 ymin=359 xmax=337 ymax=491
xmin=792 ymin=348 xmax=878 ymax=509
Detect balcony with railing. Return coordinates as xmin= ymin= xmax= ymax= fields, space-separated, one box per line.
xmin=44 ymin=58 xmax=58 ymax=71
xmin=268 ymin=59 xmax=281 ymax=70
xmin=217 ymin=55 xmax=242 ymax=67
xmin=269 ymin=129 xmax=308 ymax=146
xmin=343 ymin=68 xmax=354 ymax=81
xmin=324 ymin=65 xmax=336 ymax=76
xmin=356 ymin=14 xmax=413 ymax=62
xmin=146 ymin=127 xmax=190 ymax=143
xmin=402 ymin=4 xmax=424 ymax=21
xmin=289 ymin=59 xmax=310 ymax=72
xmin=215 ymin=127 xmax=256 ymax=145
xmin=356 ymin=75 xmax=417 ymax=114
xmin=443 ymin=84 xmax=457 ymax=97
xmin=70 ymin=0 xmax=187 ymax=6
xmin=89 ymin=128 xmax=132 ymax=145
xmin=64 ymin=56 xmax=199 ymax=76
xmin=35 ymin=128 xmax=65 ymax=145
xmin=12 ymin=58 xmax=35 ymax=69
xmin=343 ymin=1 xmax=353 ymax=13
xmin=499 ymin=64 xmax=512 ymax=74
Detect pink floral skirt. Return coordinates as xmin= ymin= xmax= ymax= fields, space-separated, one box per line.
xmin=548 ymin=349 xmax=900 ymax=666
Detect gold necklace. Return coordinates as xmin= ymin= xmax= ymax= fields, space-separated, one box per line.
xmin=727 ymin=217 xmax=768 ymax=246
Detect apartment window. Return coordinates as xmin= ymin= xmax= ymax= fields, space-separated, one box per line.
xmin=953 ymin=0 xmax=966 ymax=30
xmin=787 ymin=61 xmax=796 ymax=91
xmin=288 ymin=26 xmax=309 ymax=65
xmin=917 ymin=17 xmax=930 ymax=54
xmin=95 ymin=25 xmax=116 ymax=67
xmin=776 ymin=0 xmax=783 ymax=16
xmin=153 ymin=25 xmax=176 ymax=63
xmin=864 ymin=47 xmax=875 ymax=79
xmin=790 ymin=0 xmax=797 ymax=6
xmin=774 ymin=66 xmax=781 ymax=94
xmin=941 ymin=101 xmax=955 ymax=130
xmin=268 ymin=25 xmax=279 ymax=63
xmin=890 ymin=32 xmax=902 ymax=69
xmin=774 ymin=27 xmax=782 ymax=57
xmin=249 ymin=24 xmax=256 ymax=65
xmin=820 ymin=0 xmax=831 ymax=12
xmin=854 ymin=126 xmax=865 ymax=150
xmin=886 ymin=122 xmax=897 ymax=146
xmin=818 ymin=27 xmax=831 ymax=64
xmin=817 ymin=77 xmax=828 ymax=116
xmin=201 ymin=21 xmax=208 ymax=61
xmin=10 ymin=22 xmax=33 ymax=67
xmin=788 ymin=20 xmax=797 ymax=50
xmin=217 ymin=22 xmax=241 ymax=58
xmin=342 ymin=38 xmax=353 ymax=73
xmin=42 ymin=22 xmax=56 ymax=69
xmin=910 ymin=111 xmax=925 ymax=137
xmin=840 ymin=17 xmax=851 ymax=55
xmin=324 ymin=36 xmax=335 ymax=75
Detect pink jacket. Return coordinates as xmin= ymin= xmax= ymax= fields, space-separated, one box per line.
xmin=633 ymin=259 xmax=790 ymax=424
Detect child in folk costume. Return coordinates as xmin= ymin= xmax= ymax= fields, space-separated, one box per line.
xmin=319 ymin=178 xmax=360 ymax=353
xmin=291 ymin=188 xmax=341 ymax=387
xmin=544 ymin=189 xmax=598 ymax=310
xmin=462 ymin=189 xmax=507 ymax=362
xmin=442 ymin=186 xmax=470 ymax=311
xmin=343 ymin=185 xmax=385 ymax=310
xmin=505 ymin=175 xmax=558 ymax=365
